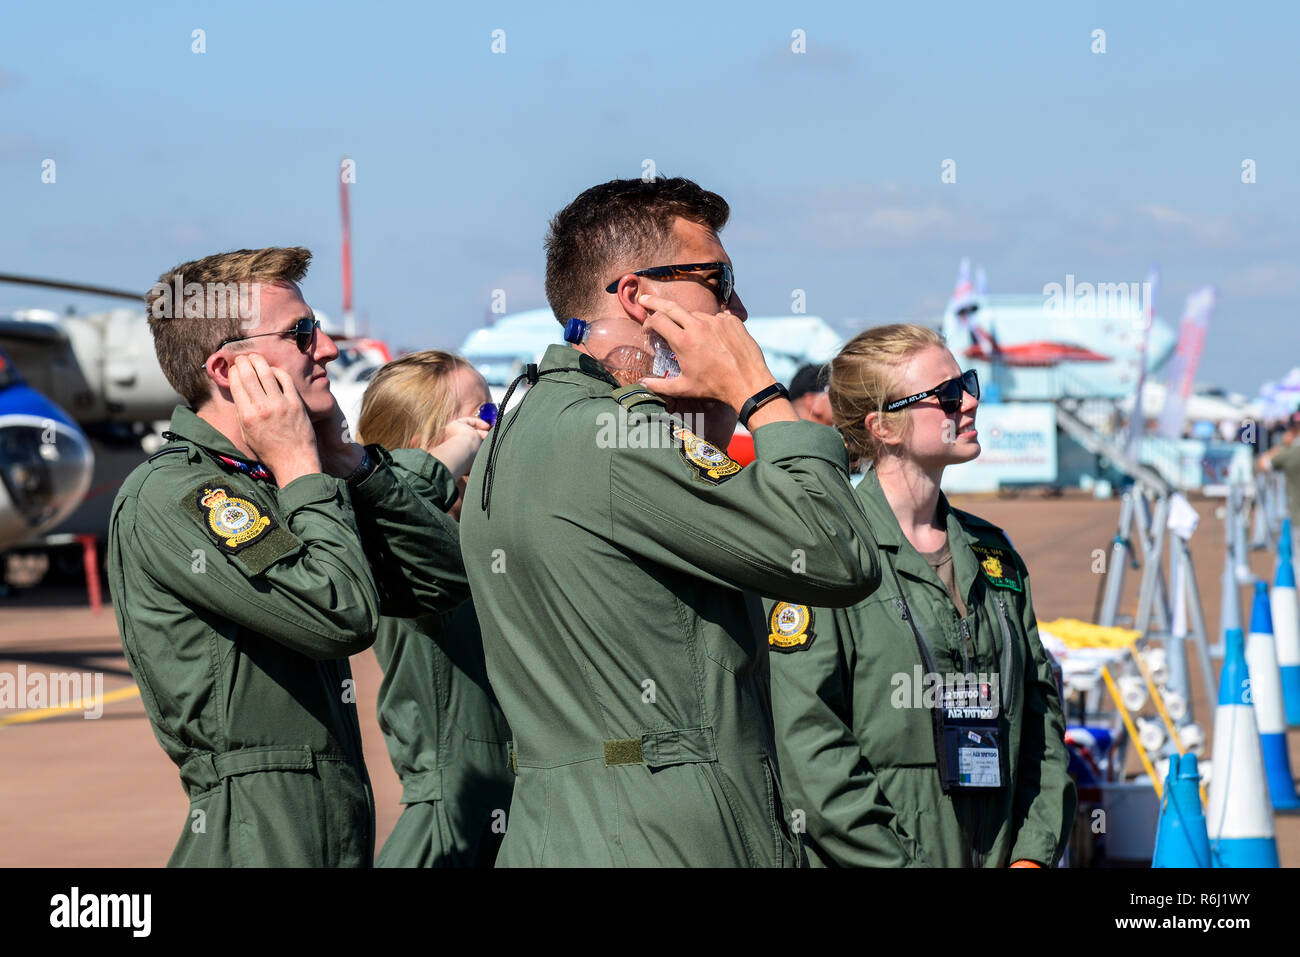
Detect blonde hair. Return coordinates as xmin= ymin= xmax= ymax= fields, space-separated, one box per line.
xmin=356 ymin=350 xmax=478 ymax=451
xmin=829 ymin=323 xmax=947 ymax=463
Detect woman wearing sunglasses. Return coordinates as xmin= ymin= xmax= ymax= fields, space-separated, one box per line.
xmin=767 ymin=324 xmax=1075 ymax=868
xmin=355 ymin=350 xmax=513 ymax=867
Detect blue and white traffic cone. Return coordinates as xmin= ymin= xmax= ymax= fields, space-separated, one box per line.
xmin=1245 ymin=582 xmax=1300 ymax=812
xmin=1272 ymin=522 xmax=1300 ymax=727
xmin=1207 ymin=628 xmax=1279 ymax=866
xmin=1153 ymin=753 xmax=1211 ymax=867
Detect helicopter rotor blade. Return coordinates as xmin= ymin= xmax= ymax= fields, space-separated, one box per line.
xmin=0 ymin=272 xmax=142 ymax=302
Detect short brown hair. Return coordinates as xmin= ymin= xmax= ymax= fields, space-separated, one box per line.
xmin=355 ymin=351 xmax=478 ymax=451
xmin=145 ymin=246 xmax=311 ymax=407
xmin=544 ymin=177 xmax=730 ymax=323
xmin=830 ymin=324 xmax=946 ymax=463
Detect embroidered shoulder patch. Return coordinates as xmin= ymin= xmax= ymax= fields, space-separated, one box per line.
xmin=181 ymin=482 xmax=301 ymax=576
xmin=971 ymin=544 xmax=1022 ymax=592
xmin=673 ymin=427 xmax=741 ymax=485
xmin=769 ymin=602 xmax=815 ymax=653
xmin=197 ymin=487 xmax=274 ymax=552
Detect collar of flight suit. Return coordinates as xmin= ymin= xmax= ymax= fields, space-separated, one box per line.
xmin=854 ymin=465 xmax=986 ymax=613
xmin=535 ymin=342 xmax=623 ymax=395
xmin=163 ymin=404 xmax=262 ymax=466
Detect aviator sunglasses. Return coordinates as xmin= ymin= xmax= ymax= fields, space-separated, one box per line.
xmin=605 ymin=261 xmax=735 ymax=306
xmin=885 ymin=369 xmax=980 ymax=414
xmin=215 ymin=316 xmax=322 ymax=355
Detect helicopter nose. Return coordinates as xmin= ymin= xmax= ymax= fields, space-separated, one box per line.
xmin=0 ymin=387 xmax=94 ymax=544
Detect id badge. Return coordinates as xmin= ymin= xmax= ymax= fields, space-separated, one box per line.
xmin=936 ymin=686 xmax=1002 ymax=792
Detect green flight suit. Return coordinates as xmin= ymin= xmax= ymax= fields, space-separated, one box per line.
xmin=767 ymin=468 xmax=1076 ymax=868
xmin=1271 ymin=443 xmax=1300 ymax=537
xmin=373 ymin=600 xmax=514 ymax=867
xmin=460 ymin=344 xmax=882 ymax=867
xmin=107 ymin=406 xmax=468 ymax=867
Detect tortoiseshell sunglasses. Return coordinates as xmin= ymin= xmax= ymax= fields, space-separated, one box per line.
xmin=605 ymin=262 xmax=735 ymax=306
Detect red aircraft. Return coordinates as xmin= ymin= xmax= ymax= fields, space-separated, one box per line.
xmin=953 ymin=261 xmax=1111 ymax=368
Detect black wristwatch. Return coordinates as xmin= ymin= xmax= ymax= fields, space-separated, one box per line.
xmin=344 ymin=444 xmax=381 ymax=486
xmin=738 ymin=382 xmax=790 ymax=430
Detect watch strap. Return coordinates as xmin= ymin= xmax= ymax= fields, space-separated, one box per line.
xmin=738 ymin=383 xmax=790 ymax=429
xmin=344 ymin=444 xmax=380 ymax=485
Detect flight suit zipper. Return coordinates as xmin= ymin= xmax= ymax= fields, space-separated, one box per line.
xmin=890 ymin=560 xmax=988 ymax=865
xmin=958 ymin=614 xmax=981 ymax=867
xmin=993 ymin=596 xmax=1017 ymax=716
xmin=958 ymin=617 xmax=974 ymax=674
xmin=974 ymin=594 xmax=1020 ymax=869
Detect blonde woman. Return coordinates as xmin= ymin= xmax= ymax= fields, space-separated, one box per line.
xmin=766 ymin=324 xmax=1075 ymax=867
xmin=356 ymin=350 xmax=512 ymax=866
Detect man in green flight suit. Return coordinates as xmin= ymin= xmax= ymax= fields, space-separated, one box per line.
xmin=108 ymin=247 xmax=473 ymax=866
xmin=1259 ymin=410 xmax=1300 ymax=561
xmin=460 ymin=177 xmax=883 ymax=866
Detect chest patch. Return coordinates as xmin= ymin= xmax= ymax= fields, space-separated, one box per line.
xmin=673 ymin=427 xmax=741 ymax=485
xmin=197 ymin=487 xmax=276 ymax=552
xmin=768 ymin=602 xmax=815 ymax=653
xmin=971 ymin=544 xmax=1022 ymax=592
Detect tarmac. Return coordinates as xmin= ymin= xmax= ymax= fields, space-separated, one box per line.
xmin=3 ymin=489 xmax=1298 ymax=867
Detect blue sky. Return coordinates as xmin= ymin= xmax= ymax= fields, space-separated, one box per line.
xmin=2 ymin=0 xmax=1296 ymax=393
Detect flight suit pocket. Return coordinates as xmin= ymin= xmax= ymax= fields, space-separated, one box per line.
xmin=762 ymin=753 xmax=801 ymax=868
xmin=703 ymin=621 xmax=761 ymax=674
xmin=219 ymin=747 xmax=331 ymax=867
xmin=695 ymin=761 xmax=760 ymax=866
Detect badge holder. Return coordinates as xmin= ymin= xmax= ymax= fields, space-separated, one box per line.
xmin=885 ymin=557 xmax=1003 ymax=794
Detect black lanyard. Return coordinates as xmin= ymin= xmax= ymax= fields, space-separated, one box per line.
xmin=478 ymin=361 xmax=615 ymax=518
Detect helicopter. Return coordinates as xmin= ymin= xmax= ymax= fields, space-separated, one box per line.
xmin=0 ymin=272 xmax=387 ymax=557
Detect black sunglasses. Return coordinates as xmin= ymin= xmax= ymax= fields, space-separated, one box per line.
xmin=216 ymin=317 xmax=321 ymax=355
xmin=605 ymin=261 xmax=735 ymax=306
xmin=885 ymin=369 xmax=980 ymax=414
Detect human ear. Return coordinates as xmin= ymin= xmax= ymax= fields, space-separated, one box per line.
xmin=866 ymin=410 xmax=904 ymax=449
xmin=206 ymin=352 xmax=232 ymax=392
xmin=611 ymin=275 xmax=649 ymax=323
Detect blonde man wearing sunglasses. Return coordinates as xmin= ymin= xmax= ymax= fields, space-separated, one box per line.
xmin=765 ymin=323 xmax=1075 ymax=868
xmin=109 ymin=246 xmax=476 ymax=867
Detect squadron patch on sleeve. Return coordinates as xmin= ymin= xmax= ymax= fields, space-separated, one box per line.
xmin=768 ymin=602 xmax=815 ymax=653
xmin=672 ymin=427 xmax=741 ymax=485
xmin=197 ymin=487 xmax=275 ymax=552
xmin=180 ymin=482 xmax=301 ymax=576
xmin=971 ymin=544 xmax=1022 ymax=592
